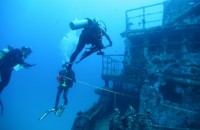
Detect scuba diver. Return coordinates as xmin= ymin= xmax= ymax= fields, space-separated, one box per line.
xmin=55 ymin=66 xmax=76 ymax=111
xmin=67 ymin=18 xmax=112 ymax=70
xmin=39 ymin=65 xmax=76 ymax=120
xmin=0 ymin=45 xmax=34 ymax=115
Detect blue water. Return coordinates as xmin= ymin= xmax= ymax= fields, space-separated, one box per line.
xmin=0 ymin=0 xmax=164 ymax=129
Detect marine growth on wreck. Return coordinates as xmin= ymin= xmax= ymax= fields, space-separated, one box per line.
xmin=71 ymin=0 xmax=200 ymax=129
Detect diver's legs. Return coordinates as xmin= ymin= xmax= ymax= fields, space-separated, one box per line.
xmin=95 ymin=41 xmax=104 ymax=49
xmin=63 ymin=88 xmax=69 ymax=105
xmin=91 ymin=36 xmax=103 ymax=49
xmin=0 ymin=69 xmax=12 ymax=94
xmin=69 ymin=41 xmax=84 ymax=63
xmin=68 ymin=34 xmax=86 ymax=70
xmin=55 ymin=87 xmax=63 ymax=110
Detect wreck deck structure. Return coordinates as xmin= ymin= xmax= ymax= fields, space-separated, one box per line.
xmin=72 ymin=0 xmax=200 ymax=129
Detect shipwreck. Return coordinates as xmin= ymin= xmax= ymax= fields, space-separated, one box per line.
xmin=72 ymin=0 xmax=200 ymax=129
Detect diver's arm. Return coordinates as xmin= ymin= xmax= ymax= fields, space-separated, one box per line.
xmin=72 ymin=70 xmax=76 ymax=83
xmin=102 ymin=29 xmax=112 ymax=47
xmin=21 ymin=62 xmax=36 ymax=69
xmin=7 ymin=45 xmax=14 ymax=51
xmin=13 ymin=63 xmax=35 ymax=71
xmin=68 ymin=70 xmax=76 ymax=88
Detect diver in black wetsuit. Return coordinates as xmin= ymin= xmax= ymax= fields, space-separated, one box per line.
xmin=39 ymin=66 xmax=76 ymax=120
xmin=0 ymin=45 xmax=34 ymax=115
xmin=67 ymin=18 xmax=112 ymax=70
xmin=55 ymin=67 xmax=76 ymax=111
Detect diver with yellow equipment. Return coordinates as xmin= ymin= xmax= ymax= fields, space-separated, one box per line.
xmin=39 ymin=65 xmax=76 ymax=120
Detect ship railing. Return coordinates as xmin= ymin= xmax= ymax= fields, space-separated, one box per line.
xmin=102 ymin=54 xmax=124 ymax=78
xmin=125 ymin=2 xmax=164 ymax=31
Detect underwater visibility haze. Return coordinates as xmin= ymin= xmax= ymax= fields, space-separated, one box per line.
xmin=3 ymin=0 xmax=194 ymax=130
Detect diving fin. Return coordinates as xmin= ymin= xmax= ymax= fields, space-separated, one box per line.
xmin=55 ymin=104 xmax=65 ymax=117
xmin=39 ymin=108 xmax=55 ymax=120
xmin=39 ymin=104 xmax=66 ymax=120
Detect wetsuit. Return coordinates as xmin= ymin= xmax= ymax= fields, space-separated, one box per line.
xmin=55 ymin=69 xmax=75 ymax=110
xmin=0 ymin=49 xmax=24 ymax=93
xmin=68 ymin=20 xmax=112 ymax=70
xmin=0 ymin=48 xmax=24 ymax=116
xmin=0 ymin=47 xmax=32 ymax=115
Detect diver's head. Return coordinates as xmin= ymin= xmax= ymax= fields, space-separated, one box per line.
xmin=77 ymin=111 xmax=83 ymax=116
xmin=98 ymin=20 xmax=107 ymax=31
xmin=93 ymin=17 xmax=99 ymax=24
xmin=62 ymin=62 xmax=72 ymax=71
xmin=62 ymin=62 xmax=68 ymax=68
xmin=21 ymin=47 xmax=32 ymax=58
